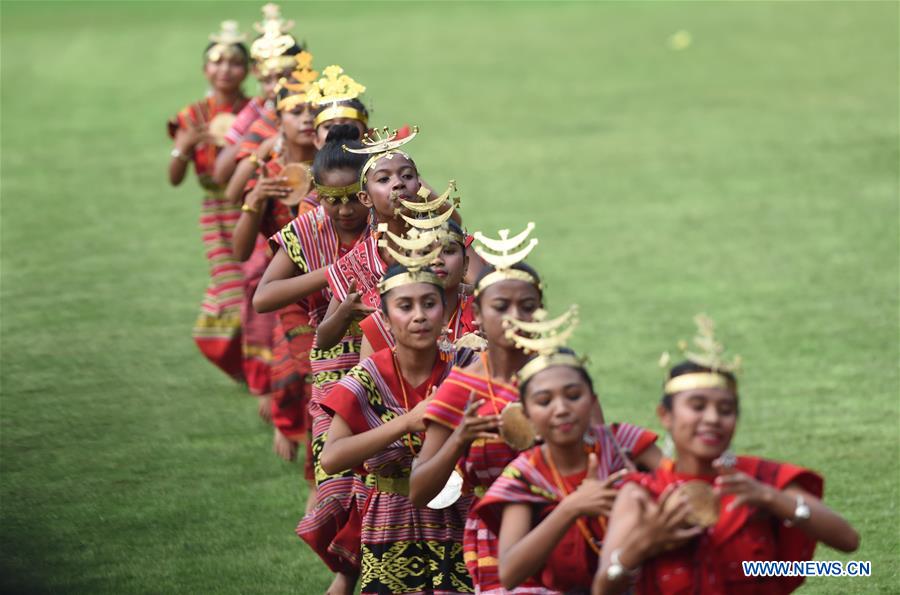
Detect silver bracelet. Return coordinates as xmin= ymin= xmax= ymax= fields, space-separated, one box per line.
xmin=784 ymin=493 xmax=811 ymax=527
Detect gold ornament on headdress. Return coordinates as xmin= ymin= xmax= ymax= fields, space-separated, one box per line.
xmin=275 ymin=52 xmax=318 ymax=111
xmin=207 ymin=21 xmax=248 ymax=62
xmin=250 ymin=3 xmax=298 ymax=75
xmin=377 ymin=226 xmax=443 ymax=268
xmin=397 ymin=182 xmax=461 ymax=241
xmin=307 ymin=65 xmax=368 ymax=127
xmin=376 ymin=227 xmax=443 ymax=294
xmin=473 ymin=223 xmax=540 ymax=295
xmin=502 ymin=305 xmax=584 ymax=385
xmin=316 ymin=181 xmax=361 ymax=205
xmin=660 ymin=314 xmax=741 ymax=395
xmin=347 ymin=126 xmax=420 ymax=155
xmin=344 ymin=127 xmax=420 ymax=187
xmin=497 ymin=305 xmax=582 ymax=449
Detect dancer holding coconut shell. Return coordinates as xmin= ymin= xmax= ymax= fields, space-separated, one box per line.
xmin=592 ymin=315 xmax=859 ymax=595
xmin=410 ymin=222 xmax=550 ymax=593
xmin=471 ymin=307 xmax=660 ymax=593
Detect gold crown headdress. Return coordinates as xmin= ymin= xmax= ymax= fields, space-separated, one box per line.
xmin=307 ymin=65 xmax=368 ymax=128
xmin=659 ymin=314 xmax=741 ymax=396
xmin=395 ymin=182 xmax=462 ymax=242
xmin=250 ymin=3 xmax=299 ymax=75
xmin=207 ymin=21 xmax=248 ymax=62
xmin=376 ymin=228 xmax=443 ymax=294
xmin=502 ymin=305 xmax=583 ymax=385
xmin=274 ymin=52 xmax=318 ymax=111
xmin=494 ymin=305 xmax=582 ymax=451
xmin=344 ymin=126 xmax=419 ymax=188
xmin=473 ymin=223 xmax=540 ymax=296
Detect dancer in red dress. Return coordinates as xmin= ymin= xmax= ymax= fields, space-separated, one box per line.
xmin=593 ymin=316 xmax=859 ymax=595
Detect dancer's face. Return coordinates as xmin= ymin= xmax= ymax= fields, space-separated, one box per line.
xmin=659 ymin=388 xmax=738 ymax=462
xmin=523 ymin=365 xmax=595 ymax=447
xmin=384 ymin=283 xmax=445 ymax=351
xmin=359 ymin=154 xmax=421 ymax=222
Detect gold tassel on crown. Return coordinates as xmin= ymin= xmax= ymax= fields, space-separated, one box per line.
xmin=251 ymin=3 xmax=299 ymax=76
xmin=306 ymin=65 xmax=368 ymax=127
xmin=659 ymin=314 xmax=741 ymax=395
xmin=207 ymin=21 xmax=248 ymax=62
xmin=472 ymin=223 xmax=540 ymax=296
xmin=274 ymin=52 xmax=318 ymax=111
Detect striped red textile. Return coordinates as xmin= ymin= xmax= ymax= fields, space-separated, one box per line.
xmin=320 ymin=349 xmax=473 ymax=594
xmin=235 ymin=109 xmax=278 ymax=161
xmin=225 ymin=96 xmax=268 ymax=146
xmin=623 ymin=456 xmax=822 ymax=595
xmin=423 ymin=364 xmax=522 ymax=593
xmin=326 ymin=235 xmax=388 ymax=309
xmin=168 ymin=96 xmax=252 ymax=381
xmin=473 ymin=423 xmax=657 ymax=593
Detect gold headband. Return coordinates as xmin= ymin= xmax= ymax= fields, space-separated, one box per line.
xmin=359 ymin=150 xmax=412 ymax=188
xmin=517 ymin=352 xmax=586 ymax=386
xmin=475 ymin=269 xmax=540 ymax=297
xmin=316 ymin=181 xmax=361 ymax=204
xmin=314 ymin=105 xmax=368 ymax=128
xmin=277 ymin=94 xmax=309 ymax=112
xmin=664 ymin=372 xmax=735 ymax=396
xmin=206 ymin=43 xmax=245 ymax=63
xmin=258 ymin=55 xmax=297 ymax=77
xmin=377 ymin=270 xmax=443 ymax=294
xmin=446 ymin=231 xmax=466 ymax=246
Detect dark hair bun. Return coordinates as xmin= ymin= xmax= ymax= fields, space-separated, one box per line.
xmin=325 ymin=124 xmax=362 ymax=145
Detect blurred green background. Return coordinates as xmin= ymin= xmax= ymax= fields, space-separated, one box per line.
xmin=1 ymin=1 xmax=897 ymax=593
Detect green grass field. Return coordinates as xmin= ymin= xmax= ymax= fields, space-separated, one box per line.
xmin=1 ymin=1 xmax=897 ymax=593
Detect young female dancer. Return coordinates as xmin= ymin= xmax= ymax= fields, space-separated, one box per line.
xmin=167 ymin=21 xmax=250 ymax=383
xmin=358 ymin=219 xmax=476 ymax=359
xmin=319 ymin=263 xmax=474 ymax=594
xmin=593 ymin=316 xmax=859 ymax=595
xmin=258 ymin=124 xmax=371 ymax=595
xmin=213 ymin=3 xmax=303 ymax=186
xmin=473 ymin=335 xmax=660 ymax=592
xmin=409 ymin=224 xmax=546 ymax=594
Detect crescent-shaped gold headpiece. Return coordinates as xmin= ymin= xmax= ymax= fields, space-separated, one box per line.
xmin=503 ymin=305 xmax=580 ymax=357
xmin=473 ymin=222 xmax=539 ymax=271
xmin=344 ymin=126 xmax=419 ymax=155
xmin=502 ymin=305 xmax=585 ymax=384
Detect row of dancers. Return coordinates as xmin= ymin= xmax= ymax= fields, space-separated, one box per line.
xmin=167 ymin=6 xmax=859 ymax=594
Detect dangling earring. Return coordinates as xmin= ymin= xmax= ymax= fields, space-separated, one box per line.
xmin=369 ymin=207 xmax=378 ymax=235
xmin=264 ymin=98 xmax=275 ymax=111
xmin=582 ymin=427 xmax=597 ymax=447
xmin=662 ymin=432 xmax=675 ymax=459
xmin=273 ymin=131 xmax=284 ymax=156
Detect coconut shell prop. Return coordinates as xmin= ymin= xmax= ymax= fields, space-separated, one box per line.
xmin=664 ymin=480 xmax=720 ymax=529
xmin=280 ymin=162 xmax=313 ymax=206
xmin=208 ymin=113 xmax=237 ymax=147
xmin=499 ymin=402 xmax=535 ymax=451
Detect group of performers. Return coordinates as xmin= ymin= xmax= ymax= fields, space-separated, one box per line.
xmin=167 ymin=6 xmax=860 ymax=594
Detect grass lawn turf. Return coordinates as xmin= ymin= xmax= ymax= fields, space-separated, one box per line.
xmin=1 ymin=1 xmax=897 ymax=593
